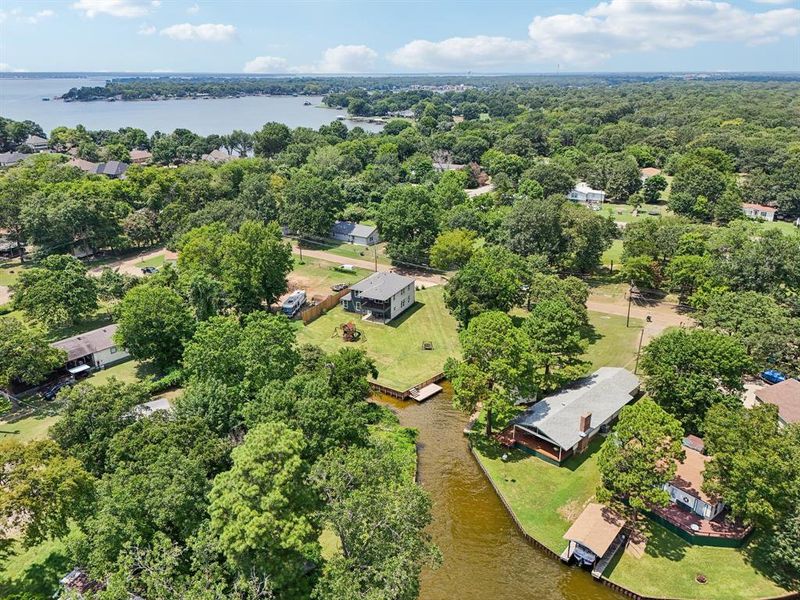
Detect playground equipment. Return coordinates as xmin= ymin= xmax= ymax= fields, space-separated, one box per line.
xmin=332 ymin=321 xmax=362 ymax=342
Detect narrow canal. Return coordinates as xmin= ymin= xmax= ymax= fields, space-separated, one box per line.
xmin=376 ymin=386 xmax=622 ymax=600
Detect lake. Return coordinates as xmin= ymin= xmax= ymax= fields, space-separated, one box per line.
xmin=376 ymin=388 xmax=621 ymax=600
xmin=0 ymin=76 xmax=384 ymax=135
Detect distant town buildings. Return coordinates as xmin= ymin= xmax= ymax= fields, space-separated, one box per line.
xmin=0 ymin=152 xmax=29 ymax=168
xmin=129 ymin=149 xmax=153 ymax=164
xmin=23 ymin=134 xmax=49 ymax=152
xmin=201 ymin=149 xmax=236 ymax=164
xmin=66 ymin=158 xmax=129 ymax=179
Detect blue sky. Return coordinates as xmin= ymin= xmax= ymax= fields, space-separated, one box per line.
xmin=1 ymin=0 xmax=798 ymax=73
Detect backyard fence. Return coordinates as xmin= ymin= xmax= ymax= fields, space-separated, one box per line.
xmin=299 ymin=288 xmax=350 ymax=325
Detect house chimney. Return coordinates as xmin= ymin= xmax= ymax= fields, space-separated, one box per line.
xmin=579 ymin=413 xmax=592 ymax=433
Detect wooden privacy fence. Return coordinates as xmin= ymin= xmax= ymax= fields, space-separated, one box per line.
xmin=299 ymin=288 xmax=350 ymax=325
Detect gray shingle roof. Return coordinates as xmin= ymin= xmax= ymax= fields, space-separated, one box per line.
xmin=350 ymin=272 xmax=414 ymax=301
xmin=331 ymin=220 xmax=378 ymax=239
xmin=97 ymin=161 xmax=129 ymax=176
xmin=52 ymin=324 xmax=119 ymax=361
xmin=511 ymin=367 xmax=640 ymax=450
xmin=0 ymin=152 xmax=29 ymax=167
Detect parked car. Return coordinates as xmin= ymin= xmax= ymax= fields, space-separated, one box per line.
xmin=760 ymin=369 xmax=787 ymax=384
xmin=331 ymin=283 xmax=349 ymax=292
xmin=42 ymin=379 xmax=75 ymax=401
xmin=141 ymin=266 xmax=158 ymax=274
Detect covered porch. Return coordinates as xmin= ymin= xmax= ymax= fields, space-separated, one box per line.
xmin=499 ymin=425 xmax=569 ymax=464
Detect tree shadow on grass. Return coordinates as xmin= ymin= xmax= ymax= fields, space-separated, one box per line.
xmin=641 ymin=521 xmax=688 ymax=562
xmin=579 ymin=321 xmax=603 ymax=347
xmin=561 ymin=437 xmax=604 ymax=472
xmin=471 ymin=432 xmax=527 ymax=464
xmin=0 ymin=547 xmax=70 ymax=600
xmin=1 ymin=397 xmax=64 ymax=425
xmin=741 ymin=532 xmax=800 ymax=593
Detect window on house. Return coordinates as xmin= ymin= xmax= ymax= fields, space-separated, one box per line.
xmin=110 ymin=346 xmax=117 ymax=354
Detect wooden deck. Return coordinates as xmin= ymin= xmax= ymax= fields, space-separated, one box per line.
xmin=651 ymin=503 xmax=752 ymax=540
xmin=409 ymin=383 xmax=443 ymax=402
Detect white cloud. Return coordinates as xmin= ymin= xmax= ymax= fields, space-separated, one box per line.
xmin=71 ymin=0 xmax=155 ymax=18
xmin=527 ymin=0 xmax=800 ymax=64
xmin=138 ymin=23 xmax=156 ymax=35
xmin=294 ymin=44 xmax=378 ymax=73
xmin=243 ymin=56 xmax=289 ymax=73
xmin=27 ymin=9 xmax=55 ymax=23
xmin=753 ymin=0 xmax=794 ymax=4
xmin=0 ymin=63 xmax=27 ymax=72
xmin=5 ymin=8 xmax=56 ymax=24
xmin=187 ymin=3 xmax=200 ymax=14
xmin=160 ymin=23 xmax=237 ymax=42
xmin=390 ymin=36 xmax=535 ymax=71
xmin=389 ymin=0 xmax=800 ymax=70
xmin=244 ymin=44 xmax=378 ymax=74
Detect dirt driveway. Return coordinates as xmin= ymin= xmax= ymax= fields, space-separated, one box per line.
xmin=88 ymin=248 xmax=177 ymax=278
xmin=291 ymin=246 xmax=445 ymax=287
xmin=587 ymin=295 xmax=694 ymax=342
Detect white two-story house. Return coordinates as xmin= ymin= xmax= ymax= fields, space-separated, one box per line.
xmin=341 ymin=272 xmax=415 ymax=323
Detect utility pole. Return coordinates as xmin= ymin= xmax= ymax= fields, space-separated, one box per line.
xmin=634 ymin=328 xmax=645 ymax=374
xmin=298 ymin=239 xmax=303 ymax=262
xmin=626 ymin=281 xmax=633 ymax=328
xmin=374 ymin=247 xmax=378 ymax=272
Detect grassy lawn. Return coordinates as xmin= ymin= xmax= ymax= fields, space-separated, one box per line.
xmin=0 ymin=413 xmax=60 ymax=443
xmin=0 ymin=537 xmax=70 ymax=600
xmin=295 ymin=286 xmax=459 ymax=390
xmin=601 ymin=239 xmax=624 ymax=268
xmin=87 ymin=358 xmax=157 ymax=386
xmin=761 ymin=219 xmax=800 ymax=234
xmin=602 ymin=202 xmax=668 ymax=223
xmin=472 ymin=435 xmax=605 ymax=553
xmin=135 ymin=253 xmax=172 ymax=269
xmin=290 ymin=258 xmax=369 ymax=297
xmin=0 ymin=259 xmax=26 ymax=286
xmin=583 ymin=311 xmax=643 ymax=372
xmin=298 ymin=239 xmax=392 ymax=266
xmin=606 ymin=523 xmax=789 ymax=600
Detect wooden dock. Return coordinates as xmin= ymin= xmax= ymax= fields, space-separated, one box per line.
xmin=592 ymin=533 xmax=627 ymax=579
xmin=408 ymin=383 xmax=443 ymax=402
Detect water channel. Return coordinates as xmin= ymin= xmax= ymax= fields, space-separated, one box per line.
xmin=376 ymin=386 xmax=622 ymax=600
